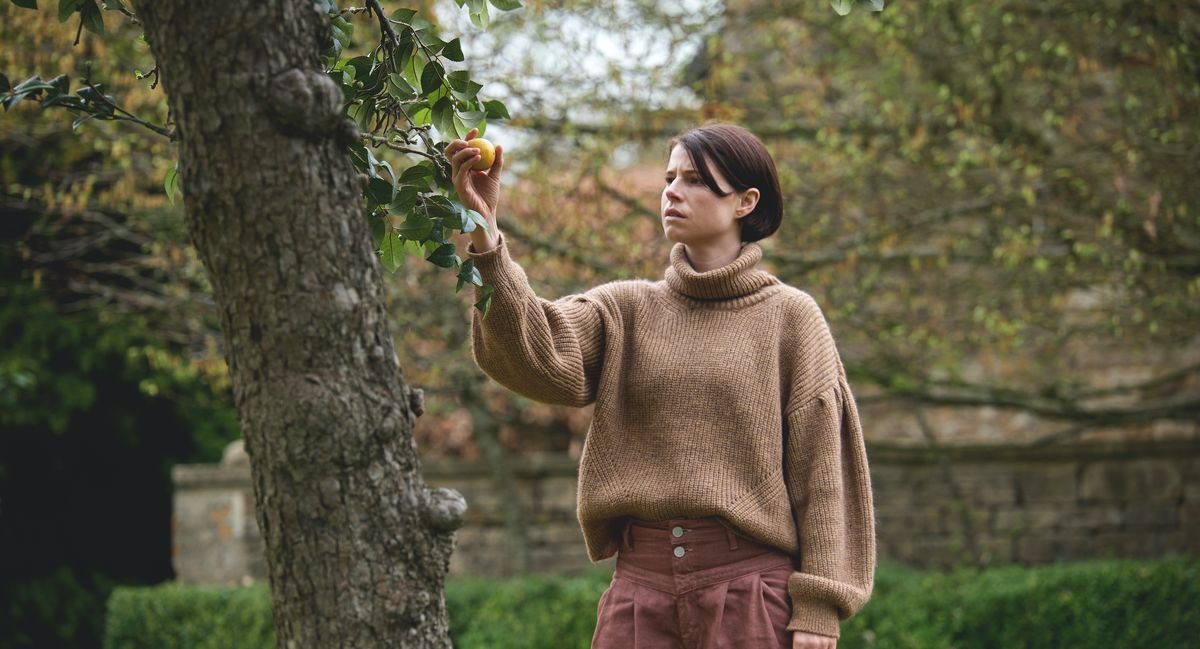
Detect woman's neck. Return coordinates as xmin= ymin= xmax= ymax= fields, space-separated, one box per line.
xmin=682 ymin=239 xmax=743 ymax=272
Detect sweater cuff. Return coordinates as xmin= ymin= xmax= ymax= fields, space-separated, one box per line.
xmin=465 ymin=233 xmax=521 ymax=291
xmin=786 ymin=596 xmax=841 ymax=638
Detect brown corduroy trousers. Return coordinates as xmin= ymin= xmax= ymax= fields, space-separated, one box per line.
xmin=591 ymin=518 xmax=795 ymax=649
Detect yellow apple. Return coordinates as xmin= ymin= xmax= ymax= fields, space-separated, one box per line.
xmin=467 ymin=137 xmax=496 ymax=171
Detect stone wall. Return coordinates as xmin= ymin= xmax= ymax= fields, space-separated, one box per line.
xmin=172 ymin=441 xmax=1200 ymax=584
xmin=870 ymin=441 xmax=1200 ymax=567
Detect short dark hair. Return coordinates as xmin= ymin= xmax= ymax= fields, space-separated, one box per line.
xmin=669 ymin=123 xmax=783 ymax=242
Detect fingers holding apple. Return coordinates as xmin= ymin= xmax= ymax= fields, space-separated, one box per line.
xmin=467 ymin=136 xmax=496 ymax=171
xmin=443 ymin=128 xmax=503 ymax=251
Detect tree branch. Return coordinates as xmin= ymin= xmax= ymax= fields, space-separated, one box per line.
xmin=365 ymin=0 xmax=399 ymax=47
xmin=855 ymin=363 xmax=1200 ymax=426
xmin=361 ymin=133 xmax=438 ymax=161
xmin=81 ymin=76 xmax=174 ymax=139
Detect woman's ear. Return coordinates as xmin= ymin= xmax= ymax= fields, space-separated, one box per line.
xmin=735 ymin=188 xmax=761 ymax=219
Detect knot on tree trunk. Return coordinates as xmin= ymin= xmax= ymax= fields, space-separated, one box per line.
xmin=264 ymin=67 xmax=356 ymax=143
xmin=423 ymin=487 xmax=467 ymax=532
xmin=408 ymin=387 xmax=425 ymax=417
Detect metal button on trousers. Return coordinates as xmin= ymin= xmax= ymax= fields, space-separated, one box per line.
xmin=592 ymin=518 xmax=795 ymax=649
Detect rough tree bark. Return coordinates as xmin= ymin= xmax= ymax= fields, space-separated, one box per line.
xmin=133 ymin=1 xmax=464 ymax=647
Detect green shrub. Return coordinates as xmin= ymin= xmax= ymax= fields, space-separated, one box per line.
xmin=105 ymin=558 xmax=1200 ymax=649
xmin=1 ymin=567 xmax=115 ymax=649
xmin=446 ymin=570 xmax=611 ymax=649
xmin=841 ymin=557 xmax=1200 ymax=649
xmin=103 ymin=583 xmax=275 ymax=649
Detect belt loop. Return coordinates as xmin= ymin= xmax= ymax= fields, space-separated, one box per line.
xmin=725 ymin=523 xmax=738 ymax=551
xmin=622 ymin=520 xmax=635 ymax=550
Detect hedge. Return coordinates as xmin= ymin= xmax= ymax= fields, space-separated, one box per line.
xmin=103 ymin=582 xmax=275 ymax=649
xmin=104 ymin=557 xmax=1200 ymax=649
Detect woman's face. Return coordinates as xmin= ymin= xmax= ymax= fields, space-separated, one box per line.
xmin=660 ymin=145 xmax=752 ymax=248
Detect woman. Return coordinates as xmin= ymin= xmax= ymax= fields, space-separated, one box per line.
xmin=445 ymin=123 xmax=875 ymax=649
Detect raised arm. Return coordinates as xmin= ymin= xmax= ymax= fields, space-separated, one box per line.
xmin=445 ymin=130 xmax=607 ymax=406
xmin=467 ymin=240 xmax=607 ymax=406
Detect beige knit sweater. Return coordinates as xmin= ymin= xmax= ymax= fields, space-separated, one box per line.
xmin=468 ymin=238 xmax=875 ymax=637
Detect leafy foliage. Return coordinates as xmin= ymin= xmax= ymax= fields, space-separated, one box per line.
xmin=103 ymin=583 xmax=276 ymax=649
xmin=325 ymin=1 xmax=521 ymax=314
xmin=4 ymin=0 xmax=524 ymax=314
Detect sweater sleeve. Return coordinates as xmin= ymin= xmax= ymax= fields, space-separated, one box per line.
xmin=467 ymin=236 xmax=607 ymax=407
xmin=783 ymin=372 xmax=876 ymax=637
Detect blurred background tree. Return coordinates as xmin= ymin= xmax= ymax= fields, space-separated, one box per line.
xmin=1 ymin=5 xmax=237 ymax=648
xmin=404 ymin=0 xmax=1198 ymax=459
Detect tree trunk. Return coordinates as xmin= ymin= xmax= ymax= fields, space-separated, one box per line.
xmin=133 ymin=2 xmax=463 ymax=647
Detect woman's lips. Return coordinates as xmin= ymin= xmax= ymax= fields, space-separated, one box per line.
xmin=664 ymin=208 xmax=685 ymax=219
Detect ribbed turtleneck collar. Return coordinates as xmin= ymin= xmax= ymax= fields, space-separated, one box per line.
xmin=663 ymin=243 xmax=779 ymax=301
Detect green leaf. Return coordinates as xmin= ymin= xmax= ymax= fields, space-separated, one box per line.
xmin=366 ymin=177 xmax=394 ymax=207
xmin=483 ymin=99 xmax=510 ymax=120
xmin=424 ymin=194 xmax=456 ymax=225
xmin=330 ymin=17 xmax=353 ymax=51
xmin=425 ymin=194 xmax=457 ymax=219
xmin=489 ymin=0 xmax=522 ymax=10
xmin=46 ymin=74 xmax=69 ymax=97
xmin=468 ymin=0 xmax=490 ymax=29
xmin=830 ymin=0 xmax=852 ymax=16
xmin=379 ymin=233 xmax=404 ymax=273
xmin=164 ymin=165 xmax=180 ymax=205
xmin=71 ymin=113 xmax=95 ymax=131
xmin=346 ymin=56 xmax=374 ymax=84
xmin=856 ymin=0 xmax=885 ymax=10
xmin=369 ymin=211 xmax=387 ymax=249
xmin=80 ymin=0 xmax=103 ymax=35
xmin=58 ymin=0 xmax=83 ymax=22
xmin=426 ymin=243 xmax=458 ymax=268
xmin=456 ymin=258 xmax=483 ymax=292
xmin=451 ymin=80 xmax=484 ymax=103
xmin=41 ymin=93 xmax=84 ymax=109
xmin=397 ymin=212 xmax=433 ymax=240
xmin=387 ymin=73 xmax=416 ymax=101
xmin=348 ymin=142 xmax=371 ymax=174
xmin=450 ymin=114 xmax=470 ymax=140
xmin=464 ymin=208 xmax=490 ymax=234
xmin=389 ymin=185 xmax=420 ymax=213
xmin=411 ymin=105 xmax=432 ymax=127
xmin=446 ymin=70 xmax=471 ymax=92
xmin=458 ymin=207 xmax=476 ymax=234
xmin=420 ymin=61 xmax=443 ymax=95
xmin=11 ymin=0 xmax=38 ymax=10
xmin=390 ymin=8 xmax=417 ymax=24
xmin=432 ymin=96 xmax=456 ymax=137
xmin=474 ymin=284 xmax=494 ymax=317
xmin=443 ymin=38 xmax=465 ymax=62
xmin=351 ymin=98 xmax=376 ymax=131
xmin=400 ymin=50 xmax=425 ymax=92
xmin=400 ymin=163 xmax=434 ymax=186
xmin=458 ymin=110 xmax=486 ymax=130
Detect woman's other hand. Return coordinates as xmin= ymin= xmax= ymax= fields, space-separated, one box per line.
xmin=793 ymin=631 xmax=836 ymax=649
xmin=444 ymin=127 xmax=503 ymax=252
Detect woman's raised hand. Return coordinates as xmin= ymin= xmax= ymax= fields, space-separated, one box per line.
xmin=444 ymin=127 xmax=503 ymax=252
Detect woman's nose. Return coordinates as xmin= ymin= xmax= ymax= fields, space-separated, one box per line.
xmin=664 ymin=181 xmax=682 ymax=202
